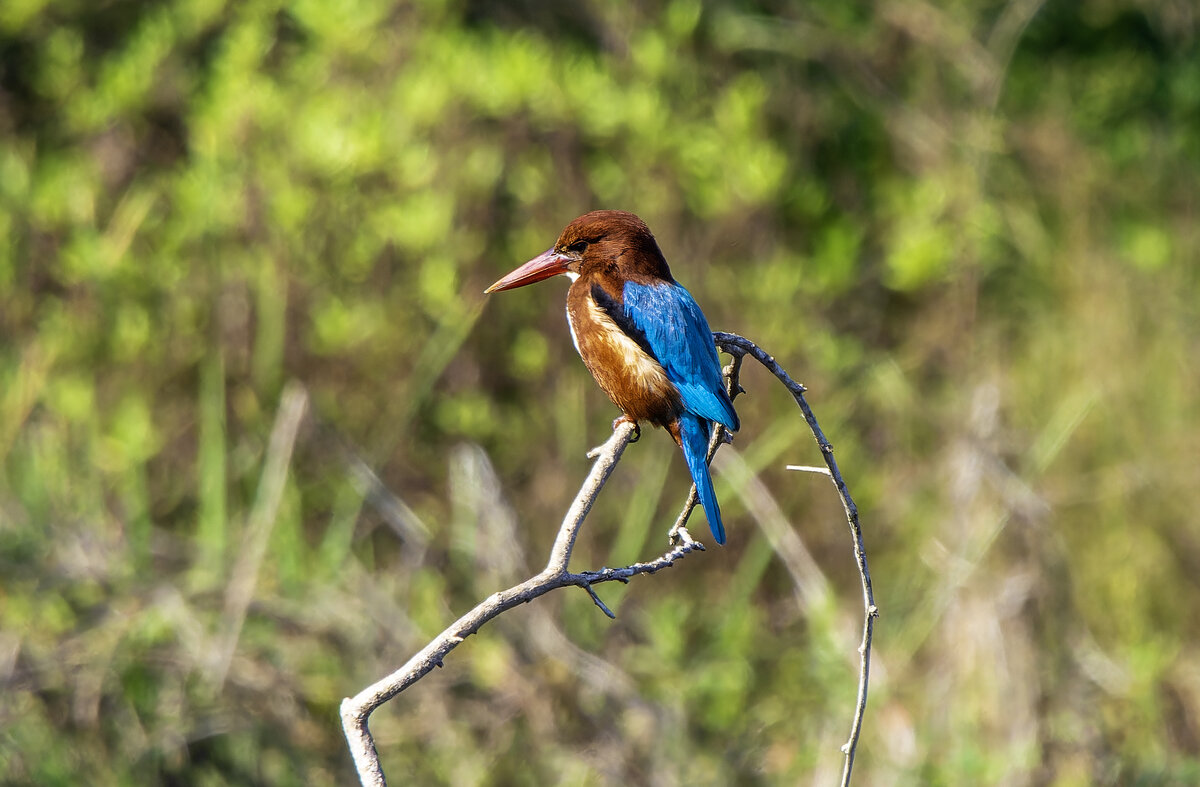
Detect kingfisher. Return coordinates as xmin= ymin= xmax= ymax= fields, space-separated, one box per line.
xmin=486 ymin=210 xmax=739 ymax=544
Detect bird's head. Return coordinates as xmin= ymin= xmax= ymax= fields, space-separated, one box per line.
xmin=486 ymin=210 xmax=674 ymax=293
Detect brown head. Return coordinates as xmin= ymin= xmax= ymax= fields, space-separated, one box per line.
xmin=485 ymin=210 xmax=675 ymax=293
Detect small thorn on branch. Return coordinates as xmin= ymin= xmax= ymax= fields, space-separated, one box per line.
xmin=787 ymin=464 xmax=833 ymax=476
xmin=581 ymin=583 xmax=616 ymax=619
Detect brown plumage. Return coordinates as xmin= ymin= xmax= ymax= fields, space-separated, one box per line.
xmin=566 ymin=275 xmax=684 ymax=430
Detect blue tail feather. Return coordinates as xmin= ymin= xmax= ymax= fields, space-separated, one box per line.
xmin=678 ymin=413 xmax=725 ymax=545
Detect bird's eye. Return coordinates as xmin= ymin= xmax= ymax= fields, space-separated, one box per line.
xmin=566 ymin=240 xmax=589 ymax=254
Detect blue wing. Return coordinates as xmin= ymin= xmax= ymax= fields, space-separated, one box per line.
xmin=621 ymin=281 xmax=739 ymax=431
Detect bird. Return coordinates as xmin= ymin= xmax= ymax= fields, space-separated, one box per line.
xmin=486 ymin=210 xmax=739 ymax=544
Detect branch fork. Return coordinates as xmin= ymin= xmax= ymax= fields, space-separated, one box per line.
xmin=340 ymin=333 xmax=875 ymax=787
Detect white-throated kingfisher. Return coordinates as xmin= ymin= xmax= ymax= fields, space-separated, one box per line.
xmin=486 ymin=210 xmax=739 ymax=544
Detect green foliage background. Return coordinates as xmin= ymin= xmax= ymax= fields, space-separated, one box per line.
xmin=2 ymin=0 xmax=1198 ymax=784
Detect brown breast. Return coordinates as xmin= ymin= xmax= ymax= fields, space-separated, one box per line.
xmin=566 ymin=280 xmax=683 ymax=428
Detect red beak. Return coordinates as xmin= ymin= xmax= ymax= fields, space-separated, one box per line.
xmin=485 ymin=248 xmax=572 ymax=293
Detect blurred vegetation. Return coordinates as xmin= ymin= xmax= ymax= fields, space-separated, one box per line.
xmin=2 ymin=0 xmax=1198 ymax=784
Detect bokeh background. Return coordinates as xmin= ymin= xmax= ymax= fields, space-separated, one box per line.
xmin=2 ymin=0 xmax=1199 ymax=784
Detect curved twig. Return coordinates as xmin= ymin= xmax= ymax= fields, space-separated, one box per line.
xmin=714 ymin=332 xmax=877 ymax=787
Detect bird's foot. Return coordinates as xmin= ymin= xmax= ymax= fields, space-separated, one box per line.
xmin=613 ymin=415 xmax=641 ymax=443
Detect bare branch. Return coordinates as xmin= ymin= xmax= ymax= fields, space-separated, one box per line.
xmin=340 ymin=332 xmax=874 ymax=787
xmin=340 ymin=420 xmax=706 ymax=786
xmin=713 ymin=332 xmax=877 ymax=787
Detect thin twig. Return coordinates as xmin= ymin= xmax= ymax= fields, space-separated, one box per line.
xmin=714 ymin=332 xmax=877 ymax=787
xmin=582 ymin=583 xmax=616 ymax=619
xmin=668 ymin=353 xmax=743 ymax=543
xmin=721 ymin=447 xmax=831 ymax=612
xmin=787 ymin=464 xmax=833 ymax=476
